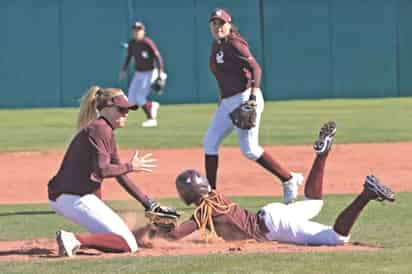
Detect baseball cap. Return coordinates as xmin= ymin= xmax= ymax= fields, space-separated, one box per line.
xmin=111 ymin=94 xmax=138 ymax=110
xmin=97 ymin=92 xmax=138 ymax=110
xmin=131 ymin=21 xmax=145 ymax=30
xmin=209 ymin=9 xmax=232 ymax=23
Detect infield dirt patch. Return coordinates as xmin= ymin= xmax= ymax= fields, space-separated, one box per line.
xmin=0 ymin=236 xmax=380 ymax=262
xmin=1 ymin=143 xmax=411 ymax=204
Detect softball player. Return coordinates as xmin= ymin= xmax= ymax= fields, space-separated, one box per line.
xmin=120 ymin=21 xmax=166 ymax=127
xmin=157 ymin=121 xmax=395 ymax=245
xmin=48 ymin=86 xmax=173 ymax=257
xmin=204 ymin=8 xmax=303 ymax=204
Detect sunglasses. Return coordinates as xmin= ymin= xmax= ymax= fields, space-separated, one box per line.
xmin=211 ymin=19 xmax=226 ymax=26
xmin=115 ymin=106 xmax=129 ymax=115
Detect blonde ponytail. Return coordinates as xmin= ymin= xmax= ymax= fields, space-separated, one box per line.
xmin=76 ymin=86 xmax=127 ymax=130
xmin=76 ymin=86 xmax=101 ymax=130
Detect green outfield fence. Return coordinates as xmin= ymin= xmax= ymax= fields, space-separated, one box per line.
xmin=1 ymin=0 xmax=412 ymax=108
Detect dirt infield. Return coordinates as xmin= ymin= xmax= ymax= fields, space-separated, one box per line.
xmin=1 ymin=143 xmax=411 ymax=204
xmin=0 ymin=236 xmax=380 ymax=262
xmin=0 ymin=142 xmax=411 ymax=261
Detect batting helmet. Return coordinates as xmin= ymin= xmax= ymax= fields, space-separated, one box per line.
xmin=175 ymin=169 xmax=211 ymax=205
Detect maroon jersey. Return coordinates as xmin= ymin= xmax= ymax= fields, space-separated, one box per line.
xmin=123 ymin=37 xmax=164 ymax=72
xmin=168 ymin=193 xmax=266 ymax=242
xmin=209 ymin=33 xmax=262 ymax=99
xmin=48 ymin=118 xmax=146 ymax=202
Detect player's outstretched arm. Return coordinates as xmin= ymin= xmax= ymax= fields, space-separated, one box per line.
xmin=147 ymin=218 xmax=198 ymax=241
xmin=129 ymin=150 xmax=157 ymax=172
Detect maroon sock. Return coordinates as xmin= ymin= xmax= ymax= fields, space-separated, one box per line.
xmin=304 ymin=153 xmax=329 ymax=199
xmin=75 ymin=233 xmax=131 ymax=253
xmin=256 ymin=151 xmax=291 ymax=182
xmin=205 ymin=154 xmax=218 ymax=189
xmin=142 ymin=102 xmax=153 ymax=119
xmin=333 ymin=191 xmax=373 ymax=236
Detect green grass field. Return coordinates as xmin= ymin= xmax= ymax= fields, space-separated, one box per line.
xmin=1 ymin=97 xmax=411 ymax=152
xmin=1 ymin=98 xmax=411 ymax=273
xmin=0 ymin=194 xmax=411 ymax=274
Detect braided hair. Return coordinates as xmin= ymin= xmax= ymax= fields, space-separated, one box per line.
xmin=193 ymin=191 xmax=235 ymax=242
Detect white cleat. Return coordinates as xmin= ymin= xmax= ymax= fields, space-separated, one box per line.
xmin=282 ymin=172 xmax=304 ymax=204
xmin=151 ymin=102 xmax=159 ymax=119
xmin=56 ymin=230 xmax=81 ymax=257
xmin=313 ymin=121 xmax=337 ymax=155
xmin=141 ymin=119 xmax=158 ymax=128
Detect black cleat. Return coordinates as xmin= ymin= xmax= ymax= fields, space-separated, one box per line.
xmin=313 ymin=121 xmax=337 ymax=155
xmin=364 ymin=175 xmax=396 ymax=202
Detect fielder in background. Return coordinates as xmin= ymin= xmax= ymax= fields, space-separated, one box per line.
xmin=48 ymin=86 xmax=176 ymax=257
xmin=153 ymin=121 xmax=395 ymax=246
xmin=204 ymin=8 xmax=303 ymax=204
xmin=120 ymin=21 xmax=166 ymax=128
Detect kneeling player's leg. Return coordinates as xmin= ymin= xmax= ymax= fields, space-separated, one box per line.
xmin=51 ymin=194 xmax=137 ymax=253
xmin=75 ymin=233 xmax=130 ymax=253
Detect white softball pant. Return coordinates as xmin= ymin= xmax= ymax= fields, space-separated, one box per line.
xmin=260 ymin=199 xmax=349 ymax=245
xmin=203 ymin=88 xmax=264 ymax=160
xmin=49 ymin=194 xmax=138 ymax=252
xmin=128 ymin=70 xmax=166 ymax=107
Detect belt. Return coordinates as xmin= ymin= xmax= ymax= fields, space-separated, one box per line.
xmin=48 ymin=189 xmax=101 ymax=202
xmin=257 ymin=210 xmax=270 ymax=234
xmin=48 ymin=191 xmax=59 ymax=202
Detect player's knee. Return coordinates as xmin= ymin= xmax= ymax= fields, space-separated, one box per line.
xmin=330 ymin=230 xmax=350 ymax=246
xmin=302 ymin=199 xmax=324 ymax=213
xmin=135 ymin=99 xmax=146 ymax=107
xmin=203 ymin=137 xmax=219 ymax=155
xmin=240 ymin=146 xmax=263 ymax=160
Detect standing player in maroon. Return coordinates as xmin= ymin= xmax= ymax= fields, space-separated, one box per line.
xmin=48 ymin=86 xmax=174 ymax=257
xmin=120 ymin=22 xmax=166 ymax=127
xmin=204 ymin=8 xmax=303 ymax=204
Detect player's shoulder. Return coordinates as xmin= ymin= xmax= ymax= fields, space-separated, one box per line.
xmin=86 ymin=118 xmax=112 ymax=139
xmin=219 ymin=193 xmax=233 ymax=204
xmin=143 ymin=37 xmax=156 ymax=45
xmin=210 ymin=192 xmax=232 ymax=204
xmin=228 ymin=33 xmax=249 ymax=48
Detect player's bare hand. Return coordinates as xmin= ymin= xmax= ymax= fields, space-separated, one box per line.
xmin=130 ymin=150 xmax=157 ymax=172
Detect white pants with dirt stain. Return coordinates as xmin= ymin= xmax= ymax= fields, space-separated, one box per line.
xmin=203 ymin=88 xmax=264 ymax=160
xmin=260 ymin=199 xmax=350 ymax=245
xmin=49 ymin=194 xmax=138 ymax=252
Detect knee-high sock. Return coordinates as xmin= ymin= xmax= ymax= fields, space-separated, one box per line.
xmin=333 ymin=191 xmax=374 ymax=236
xmin=304 ymin=153 xmax=329 ymax=199
xmin=205 ymin=154 xmax=218 ymax=189
xmin=75 ymin=233 xmax=131 ymax=253
xmin=256 ymin=151 xmax=291 ymax=182
xmin=142 ymin=102 xmax=153 ymax=119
